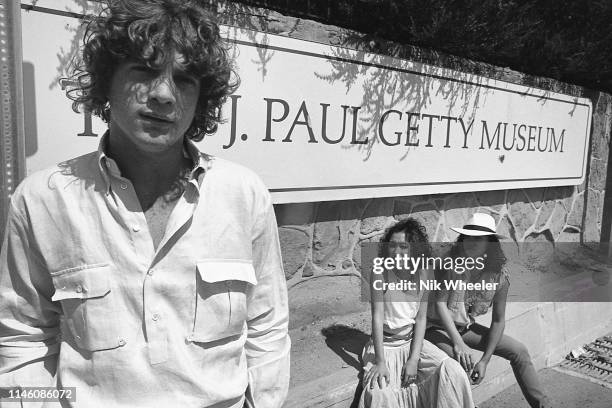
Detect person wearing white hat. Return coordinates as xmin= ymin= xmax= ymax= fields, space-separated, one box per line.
xmin=448 ymin=212 xmax=507 ymax=239
xmin=425 ymin=213 xmax=552 ymax=408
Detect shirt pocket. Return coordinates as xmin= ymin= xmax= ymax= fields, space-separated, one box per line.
xmin=191 ymin=259 xmax=257 ymax=343
xmin=51 ymin=263 xmax=124 ymax=352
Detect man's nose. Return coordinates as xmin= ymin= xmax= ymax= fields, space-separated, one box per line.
xmin=148 ymin=73 xmax=176 ymax=105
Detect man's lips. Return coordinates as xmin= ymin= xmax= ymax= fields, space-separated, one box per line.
xmin=139 ymin=112 xmax=175 ymax=124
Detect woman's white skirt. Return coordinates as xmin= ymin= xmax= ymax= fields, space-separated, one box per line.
xmin=358 ymin=338 xmax=474 ymax=408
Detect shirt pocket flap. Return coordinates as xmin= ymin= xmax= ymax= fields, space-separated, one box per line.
xmin=51 ymin=263 xmax=112 ymax=301
xmin=196 ymin=260 xmax=257 ymax=285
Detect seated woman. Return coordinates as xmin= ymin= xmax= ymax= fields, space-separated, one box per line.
xmin=425 ymin=212 xmax=552 ymax=408
xmin=359 ymin=218 xmax=474 ymax=408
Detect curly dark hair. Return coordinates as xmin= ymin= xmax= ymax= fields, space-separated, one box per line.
xmin=66 ymin=0 xmax=239 ymax=141
xmin=449 ymin=234 xmax=507 ymax=273
xmin=379 ymin=218 xmax=432 ymax=258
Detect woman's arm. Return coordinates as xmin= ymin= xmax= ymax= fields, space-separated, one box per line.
xmin=471 ymin=279 xmax=509 ymax=384
xmin=363 ymin=269 xmax=390 ymax=389
xmin=401 ymin=285 xmax=429 ymax=386
xmin=407 ymin=269 xmax=433 ymax=363
xmin=481 ymin=282 xmax=508 ymax=362
xmin=371 ymin=274 xmax=385 ymax=366
xmin=435 ymin=271 xmax=474 ymax=371
xmin=408 ymin=289 xmax=428 ymax=360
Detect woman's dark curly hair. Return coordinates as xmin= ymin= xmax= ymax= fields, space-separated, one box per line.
xmin=379 ymin=218 xmax=432 ymax=258
xmin=66 ymin=0 xmax=239 ymax=141
xmin=449 ymin=234 xmax=507 ymax=273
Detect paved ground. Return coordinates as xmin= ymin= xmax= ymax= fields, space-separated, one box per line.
xmin=480 ymin=368 xmax=612 ymax=408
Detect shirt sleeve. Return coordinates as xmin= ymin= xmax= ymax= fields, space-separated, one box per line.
xmin=0 ymin=199 xmax=61 ymax=388
xmin=244 ymin=187 xmax=291 ymax=408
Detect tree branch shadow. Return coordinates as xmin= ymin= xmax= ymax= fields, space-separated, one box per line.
xmin=315 ymin=32 xmax=494 ymax=162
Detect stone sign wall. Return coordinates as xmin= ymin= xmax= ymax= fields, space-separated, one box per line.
xmin=216 ymin=2 xmax=611 ymax=288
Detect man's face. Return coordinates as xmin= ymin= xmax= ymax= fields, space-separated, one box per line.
xmin=107 ymin=53 xmax=201 ymax=153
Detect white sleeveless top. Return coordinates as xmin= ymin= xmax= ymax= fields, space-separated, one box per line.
xmin=382 ymin=268 xmax=430 ymax=340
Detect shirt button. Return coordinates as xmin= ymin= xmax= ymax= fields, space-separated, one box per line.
xmin=152 ymin=313 xmax=160 ymax=321
xmin=132 ymin=225 xmax=140 ymax=232
xmin=75 ymin=285 xmax=83 ymax=293
xmin=120 ymin=183 xmax=128 ymax=190
xmin=118 ymin=339 xmax=126 ymax=347
xmin=147 ymin=269 xmax=154 ymax=276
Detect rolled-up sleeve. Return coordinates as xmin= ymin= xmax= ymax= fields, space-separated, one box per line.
xmin=244 ymin=187 xmax=290 ymax=408
xmin=0 ymin=199 xmax=60 ymax=388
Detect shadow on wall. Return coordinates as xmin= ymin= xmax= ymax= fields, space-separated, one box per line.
xmin=22 ymin=61 xmax=37 ymax=157
xmin=49 ymin=1 xmax=103 ymax=92
xmin=319 ymin=31 xmax=495 ymax=161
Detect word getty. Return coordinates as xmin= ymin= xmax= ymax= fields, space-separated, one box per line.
xmin=372 ymin=254 xmax=487 ymax=275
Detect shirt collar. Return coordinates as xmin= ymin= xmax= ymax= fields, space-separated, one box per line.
xmin=96 ymin=130 xmax=213 ymax=194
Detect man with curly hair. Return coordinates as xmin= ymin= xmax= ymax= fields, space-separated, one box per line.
xmin=0 ymin=1 xmax=290 ymax=407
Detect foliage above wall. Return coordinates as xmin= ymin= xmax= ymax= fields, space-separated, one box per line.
xmin=230 ymin=0 xmax=612 ymax=93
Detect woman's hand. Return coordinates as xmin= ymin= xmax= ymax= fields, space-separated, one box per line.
xmin=453 ymin=340 xmax=475 ymax=371
xmin=471 ymin=360 xmax=487 ymax=384
xmin=401 ymin=358 xmax=419 ymax=387
xmin=364 ymin=361 xmax=391 ymax=389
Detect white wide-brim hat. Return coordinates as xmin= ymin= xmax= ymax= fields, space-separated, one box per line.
xmin=450 ymin=212 xmax=507 ymax=239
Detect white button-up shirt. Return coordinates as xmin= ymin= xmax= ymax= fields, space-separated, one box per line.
xmin=0 ymin=133 xmax=290 ymax=407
